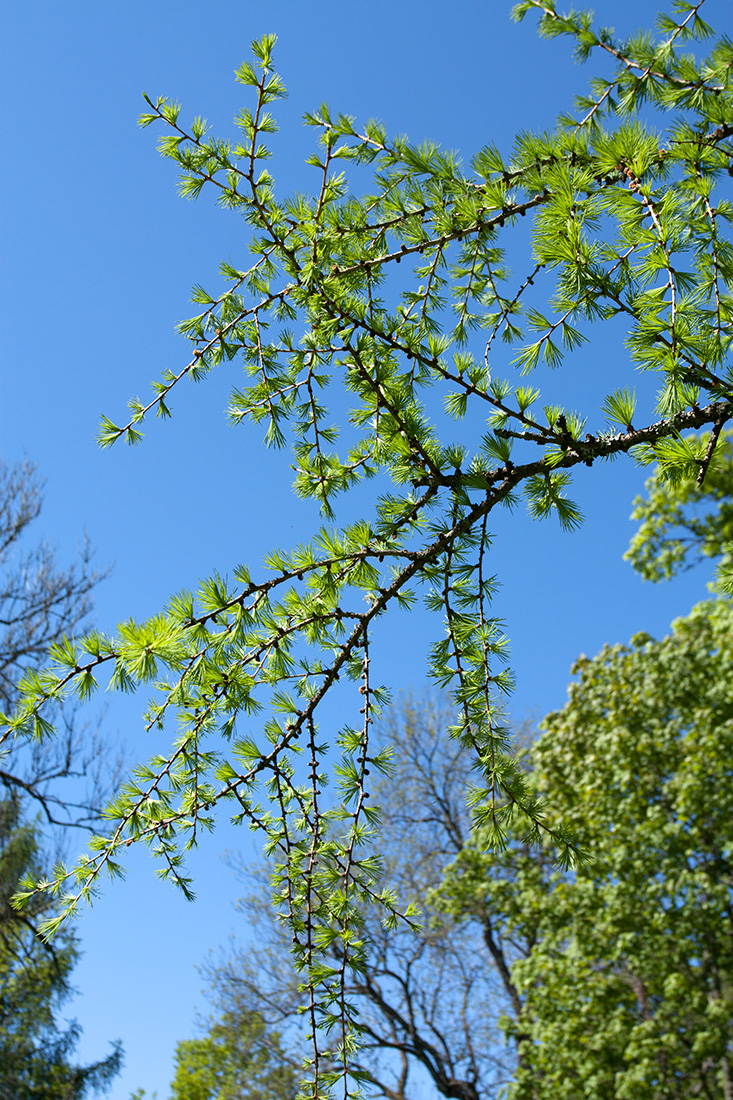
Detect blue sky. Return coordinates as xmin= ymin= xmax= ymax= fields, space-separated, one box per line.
xmin=2 ymin=1 xmax=724 ymax=1095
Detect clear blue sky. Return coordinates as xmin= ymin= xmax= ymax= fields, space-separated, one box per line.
xmin=2 ymin=1 xmax=722 ymax=1095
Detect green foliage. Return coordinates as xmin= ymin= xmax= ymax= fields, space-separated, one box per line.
xmin=7 ymin=4 xmax=733 ymax=1091
xmin=436 ymin=595 xmax=733 ymax=1098
xmin=516 ymin=596 xmax=733 ymax=1098
xmin=0 ymin=796 xmax=121 ymax=1098
xmin=627 ymin=427 xmax=733 ymax=588
xmin=168 ymin=1008 xmax=297 ymax=1100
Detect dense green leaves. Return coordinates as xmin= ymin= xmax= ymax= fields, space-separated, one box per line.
xmin=429 ymin=595 xmax=733 ymax=1098
xmin=509 ymin=596 xmax=733 ymax=1098
xmin=168 ymin=1008 xmax=297 ymax=1100
xmin=0 ymin=797 xmax=121 ymax=1098
xmin=627 ymin=427 xmax=733 ymax=588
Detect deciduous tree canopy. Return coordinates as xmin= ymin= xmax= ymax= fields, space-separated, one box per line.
xmin=167 ymin=1007 xmax=298 ymax=1100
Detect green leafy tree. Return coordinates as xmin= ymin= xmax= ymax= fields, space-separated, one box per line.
xmin=168 ymin=1007 xmax=298 ymax=1100
xmin=441 ymin=596 xmax=733 ymax=1098
xmin=627 ymin=427 xmax=733 ymax=585
xmin=504 ymin=596 xmax=733 ymax=1098
xmin=7 ymin=2 xmax=733 ymax=1090
xmin=0 ymin=795 xmax=122 ymax=1098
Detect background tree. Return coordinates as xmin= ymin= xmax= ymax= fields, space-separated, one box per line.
xmin=498 ymin=596 xmax=733 ymax=1099
xmin=167 ymin=1006 xmax=298 ymax=1100
xmin=0 ymin=795 xmax=122 ymax=1098
xmin=0 ymin=459 xmax=121 ymax=1096
xmin=0 ymin=459 xmax=113 ymax=833
xmin=7 ymin=1 xmax=733 ymax=1089
xmin=181 ymin=696 xmax=517 ymax=1100
xmin=627 ymin=428 xmax=733 ymax=586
